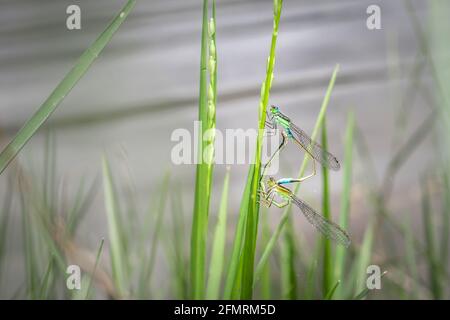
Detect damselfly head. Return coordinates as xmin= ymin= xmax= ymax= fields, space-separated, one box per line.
xmin=270 ymin=105 xmax=279 ymax=114
xmin=267 ymin=177 xmax=277 ymax=187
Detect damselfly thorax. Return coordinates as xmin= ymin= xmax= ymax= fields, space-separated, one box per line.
xmin=263 ymin=105 xmax=340 ymax=177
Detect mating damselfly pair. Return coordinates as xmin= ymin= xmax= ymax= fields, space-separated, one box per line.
xmin=259 ymin=105 xmax=351 ymax=247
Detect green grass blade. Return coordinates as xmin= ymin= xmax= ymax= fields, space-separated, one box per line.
xmin=0 ymin=176 xmax=13 ymax=282
xmin=353 ymin=216 xmax=375 ymax=298
xmin=66 ymin=177 xmax=99 ymax=235
xmin=353 ymin=288 xmax=369 ymax=300
xmin=404 ymin=213 xmax=418 ymax=299
xmin=280 ymin=224 xmax=298 ymax=299
xmin=19 ymin=183 xmax=39 ymax=299
xmin=38 ymin=258 xmax=54 ymax=299
xmin=321 ymin=116 xmax=332 ymax=297
xmin=239 ymin=196 xmax=259 ymax=299
xmin=324 ymin=280 xmax=340 ymax=300
xmin=239 ymin=0 xmax=283 ymax=299
xmin=304 ymin=259 xmax=318 ymax=299
xmin=190 ymin=0 xmax=216 ymax=299
xmin=353 ymin=271 xmax=387 ymax=300
xmin=168 ymin=183 xmax=188 ymax=299
xmin=333 ymin=111 xmax=355 ymax=298
xmin=303 ymin=242 xmax=321 ymax=299
xmin=430 ymin=0 xmax=450 ymax=297
xmin=0 ymin=0 xmax=136 ymax=175
xmin=145 ymin=173 xmax=170 ymax=289
xmin=85 ymin=238 xmax=105 ymax=299
xmin=441 ymin=172 xmax=450 ymax=274
xmin=259 ymin=207 xmax=272 ymax=299
xmin=137 ymin=173 xmax=170 ymax=298
xmin=43 ymin=130 xmax=56 ymax=212
xmin=102 ymin=157 xmax=127 ymax=297
xmin=254 ymin=64 xmax=339 ymax=285
xmin=223 ymin=167 xmax=253 ymax=299
xmin=206 ymin=167 xmax=230 ymax=299
xmin=421 ymin=179 xmax=442 ymax=299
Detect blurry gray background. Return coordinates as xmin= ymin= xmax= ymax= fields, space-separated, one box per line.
xmin=0 ymin=0 xmax=439 ymax=296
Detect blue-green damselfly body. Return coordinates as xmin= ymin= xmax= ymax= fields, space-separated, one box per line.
xmin=264 ymin=105 xmax=340 ymax=174
xmin=259 ymin=177 xmax=351 ymax=247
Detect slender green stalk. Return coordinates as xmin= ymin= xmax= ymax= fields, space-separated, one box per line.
xmin=421 ymin=179 xmax=441 ymax=299
xmin=259 ymin=207 xmax=272 ymax=299
xmin=303 ymin=242 xmax=321 ymax=299
xmin=190 ymin=0 xmax=217 ymax=299
xmin=38 ymin=258 xmax=54 ymax=299
xmin=441 ymin=172 xmax=450 ymax=273
xmin=137 ymin=173 xmax=170 ymax=298
xmin=207 ymin=0 xmax=218 ymax=132
xmin=239 ymin=0 xmax=283 ymax=299
xmin=43 ymin=130 xmax=56 ymax=212
xmin=254 ymin=65 xmax=339 ymax=284
xmin=353 ymin=271 xmax=387 ymax=300
xmin=354 ymin=216 xmax=375 ymax=297
xmin=85 ymin=238 xmax=105 ymax=299
xmin=430 ymin=1 xmax=450 ymax=282
xmin=321 ymin=116 xmax=332 ymax=297
xmin=145 ymin=173 xmax=170 ymax=289
xmin=223 ymin=169 xmax=252 ymax=299
xmin=0 ymin=176 xmax=13 ymax=282
xmin=66 ymin=177 xmax=99 ymax=235
xmin=404 ymin=213 xmax=418 ymax=299
xmin=334 ymin=111 xmax=355 ymax=298
xmin=324 ymin=280 xmax=340 ymax=300
xmin=280 ymin=225 xmax=297 ymax=299
xmin=0 ymin=0 xmax=136 ymax=175
xmin=102 ymin=157 xmax=127 ymax=297
xmin=19 ymin=182 xmax=39 ymax=299
xmin=169 ymin=183 xmax=188 ymax=299
xmin=222 ymin=2 xmax=283 ymax=296
xmin=206 ymin=167 xmax=230 ymax=299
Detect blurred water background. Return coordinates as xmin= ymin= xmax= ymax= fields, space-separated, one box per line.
xmin=0 ymin=0 xmax=446 ymax=298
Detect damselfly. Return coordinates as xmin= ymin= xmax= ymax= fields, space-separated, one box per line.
xmin=259 ymin=177 xmax=351 ymax=247
xmin=263 ymin=105 xmax=340 ymax=176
